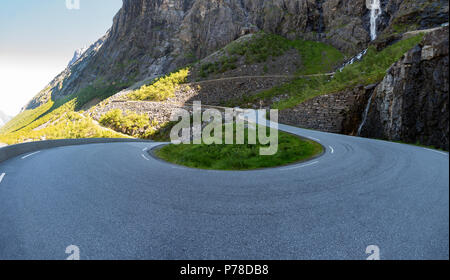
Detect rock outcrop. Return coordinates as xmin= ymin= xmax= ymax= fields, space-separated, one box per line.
xmin=360 ymin=26 xmax=449 ymax=150
xmin=24 ymin=0 xmax=448 ymax=111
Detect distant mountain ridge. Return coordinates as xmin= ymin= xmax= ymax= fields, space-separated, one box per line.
xmin=0 ymin=111 xmax=12 ymax=128
xmin=68 ymin=47 xmax=88 ymax=67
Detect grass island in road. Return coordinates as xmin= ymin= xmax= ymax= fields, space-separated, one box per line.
xmin=155 ymin=125 xmax=323 ymax=170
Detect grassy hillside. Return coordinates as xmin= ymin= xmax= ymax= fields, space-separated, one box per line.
xmin=195 ymin=32 xmax=343 ymax=78
xmin=0 ymin=97 xmax=128 ymax=145
xmin=227 ymin=34 xmax=424 ymax=109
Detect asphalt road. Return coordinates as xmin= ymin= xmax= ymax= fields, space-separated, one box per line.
xmin=0 ymin=123 xmax=448 ymax=260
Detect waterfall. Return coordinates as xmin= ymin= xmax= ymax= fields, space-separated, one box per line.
xmin=338 ymin=48 xmax=368 ymax=72
xmin=357 ymin=92 xmax=375 ymax=136
xmin=367 ymin=0 xmax=382 ymax=41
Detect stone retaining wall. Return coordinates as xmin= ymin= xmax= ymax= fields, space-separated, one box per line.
xmin=90 ymin=101 xmax=188 ymax=124
xmin=279 ymin=85 xmax=376 ymax=134
xmin=89 ymin=76 xmax=292 ymax=125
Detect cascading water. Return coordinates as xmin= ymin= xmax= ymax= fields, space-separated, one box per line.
xmin=357 ymin=92 xmax=375 ymax=136
xmin=368 ymin=0 xmax=382 ymax=41
xmin=355 ymin=1 xmax=382 ymax=136
xmin=338 ymin=48 xmax=368 ymax=72
xmin=337 ymin=1 xmax=382 ymax=72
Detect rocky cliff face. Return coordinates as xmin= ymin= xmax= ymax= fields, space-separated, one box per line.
xmin=24 ymin=0 xmax=448 ymax=110
xmin=361 ymin=27 xmax=449 ymax=150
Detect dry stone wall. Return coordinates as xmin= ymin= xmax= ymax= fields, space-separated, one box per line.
xmin=279 ymin=85 xmax=376 ymax=134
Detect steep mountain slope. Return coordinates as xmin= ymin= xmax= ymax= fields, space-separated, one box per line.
xmin=21 ymin=0 xmax=448 ymax=110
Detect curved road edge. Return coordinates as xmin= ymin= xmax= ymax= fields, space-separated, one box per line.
xmin=0 ymin=138 xmax=153 ymax=164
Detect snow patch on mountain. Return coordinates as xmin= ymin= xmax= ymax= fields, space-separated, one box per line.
xmin=68 ymin=47 xmax=88 ymax=67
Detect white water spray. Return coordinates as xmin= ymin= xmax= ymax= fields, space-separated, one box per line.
xmin=338 ymin=48 xmax=368 ymax=72
xmin=367 ymin=0 xmax=382 ymax=41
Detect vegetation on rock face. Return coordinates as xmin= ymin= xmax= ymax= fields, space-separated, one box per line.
xmin=291 ymin=39 xmax=344 ymax=75
xmin=155 ymin=124 xmax=323 ymax=170
xmin=128 ymin=68 xmax=190 ymax=101
xmin=330 ymin=35 xmax=424 ymax=86
xmin=229 ymin=34 xmax=424 ymax=110
xmin=74 ymin=82 xmax=132 ymax=110
xmin=199 ymin=32 xmax=344 ymax=78
xmin=227 ymin=32 xmax=292 ymax=64
xmin=99 ymin=109 xmax=158 ymax=138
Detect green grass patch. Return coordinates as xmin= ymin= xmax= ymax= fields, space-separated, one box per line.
xmin=199 ymin=56 xmax=238 ymax=78
xmin=155 ymin=124 xmax=323 ymax=170
xmin=293 ymin=40 xmax=344 ymax=75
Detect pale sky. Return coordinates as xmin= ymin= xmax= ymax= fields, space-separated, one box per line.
xmin=0 ymin=0 xmax=122 ymax=116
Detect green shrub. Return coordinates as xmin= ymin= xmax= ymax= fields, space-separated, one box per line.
xmin=199 ymin=62 xmax=219 ymax=78
xmin=199 ymin=56 xmax=238 ymax=78
xmin=99 ymin=109 xmax=157 ymax=138
xmin=128 ymin=68 xmax=189 ymax=101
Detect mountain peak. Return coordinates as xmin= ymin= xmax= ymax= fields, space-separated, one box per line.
xmin=68 ymin=46 xmax=88 ymax=67
xmin=0 ymin=110 xmax=12 ymax=128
